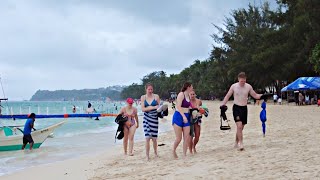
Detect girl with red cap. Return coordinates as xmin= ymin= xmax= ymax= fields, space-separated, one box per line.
xmin=118 ymin=97 xmax=139 ymax=156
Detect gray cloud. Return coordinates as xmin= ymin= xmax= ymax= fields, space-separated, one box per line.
xmin=0 ymin=0 xmax=276 ymax=100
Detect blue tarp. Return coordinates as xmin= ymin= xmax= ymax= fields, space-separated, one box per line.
xmin=281 ymin=77 xmax=320 ymax=92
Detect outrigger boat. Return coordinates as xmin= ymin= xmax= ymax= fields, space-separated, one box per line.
xmin=0 ymin=121 xmax=65 ymax=151
xmin=0 ymin=78 xmax=69 ymax=151
xmin=0 ymin=113 xmax=117 ymax=151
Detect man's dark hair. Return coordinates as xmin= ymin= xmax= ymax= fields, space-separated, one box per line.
xmin=28 ymin=113 xmax=36 ymax=118
xmin=238 ymin=72 xmax=246 ymax=78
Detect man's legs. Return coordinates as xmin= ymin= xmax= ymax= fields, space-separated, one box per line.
xmin=29 ymin=142 xmax=34 ymax=150
xmin=235 ymin=121 xmax=245 ymax=150
xmin=21 ymin=143 xmax=27 ymax=150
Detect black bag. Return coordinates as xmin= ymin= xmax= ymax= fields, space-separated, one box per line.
xmin=115 ymin=114 xmax=128 ymax=124
xmin=220 ymin=105 xmax=228 ymax=120
xmin=219 ymin=105 xmax=231 ymax=131
xmin=114 ymin=114 xmax=128 ymax=142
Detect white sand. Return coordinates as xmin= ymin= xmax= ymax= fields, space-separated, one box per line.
xmin=2 ymin=101 xmax=320 ymax=180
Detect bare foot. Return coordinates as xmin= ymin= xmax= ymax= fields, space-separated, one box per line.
xmin=129 ymin=153 xmax=134 ymax=156
xmin=193 ymin=148 xmax=197 ymax=153
xmin=234 ymin=143 xmax=239 ymax=149
xmin=173 ymin=151 xmax=178 ymax=159
xmin=146 ymin=156 xmax=150 ymax=161
xmin=154 ymin=151 xmax=159 ymax=157
xmin=238 ymin=144 xmax=244 ymax=151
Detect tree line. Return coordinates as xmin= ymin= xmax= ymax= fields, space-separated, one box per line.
xmin=121 ymin=0 xmax=320 ymax=100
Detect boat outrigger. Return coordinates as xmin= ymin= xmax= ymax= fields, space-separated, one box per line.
xmin=0 ymin=113 xmax=117 ymax=119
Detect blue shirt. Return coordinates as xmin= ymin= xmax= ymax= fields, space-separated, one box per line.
xmin=23 ymin=118 xmax=34 ymax=135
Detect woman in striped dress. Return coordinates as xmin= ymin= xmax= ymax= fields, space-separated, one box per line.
xmin=140 ymin=83 xmax=160 ymax=161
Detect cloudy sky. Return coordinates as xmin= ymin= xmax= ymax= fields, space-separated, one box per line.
xmin=0 ymin=0 xmax=276 ymax=100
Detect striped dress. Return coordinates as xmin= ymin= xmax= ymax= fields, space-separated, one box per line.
xmin=143 ymin=98 xmax=159 ymax=138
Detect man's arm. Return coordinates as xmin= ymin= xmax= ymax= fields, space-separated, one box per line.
xmin=221 ymin=84 xmax=234 ymax=106
xmin=249 ymin=86 xmax=262 ymax=100
xmin=30 ymin=121 xmax=36 ymax=131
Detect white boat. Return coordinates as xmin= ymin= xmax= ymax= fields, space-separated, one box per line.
xmin=0 ymin=121 xmax=65 ymax=151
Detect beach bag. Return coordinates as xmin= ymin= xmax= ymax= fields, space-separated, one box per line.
xmin=189 ymin=108 xmax=199 ymax=137
xmin=115 ymin=114 xmax=128 ymax=124
xmin=189 ymin=108 xmax=199 ymax=124
xmin=157 ymin=104 xmax=169 ymax=118
xmin=220 ymin=105 xmax=231 ymax=131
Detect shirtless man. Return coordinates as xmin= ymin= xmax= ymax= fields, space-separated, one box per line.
xmin=221 ymin=72 xmax=262 ymax=150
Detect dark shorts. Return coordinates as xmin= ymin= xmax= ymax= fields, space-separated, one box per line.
xmin=233 ymin=104 xmax=248 ymax=125
xmin=23 ymin=134 xmax=34 ymax=144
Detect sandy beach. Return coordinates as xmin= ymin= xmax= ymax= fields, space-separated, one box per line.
xmin=2 ymin=100 xmax=320 ymax=180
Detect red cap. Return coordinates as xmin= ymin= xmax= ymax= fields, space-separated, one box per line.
xmin=126 ymin=98 xmax=134 ymax=104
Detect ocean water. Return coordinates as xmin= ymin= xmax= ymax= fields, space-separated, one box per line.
xmin=0 ymin=101 xmax=172 ymax=176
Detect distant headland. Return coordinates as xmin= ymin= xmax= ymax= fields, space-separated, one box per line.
xmin=30 ymin=85 xmax=125 ymax=101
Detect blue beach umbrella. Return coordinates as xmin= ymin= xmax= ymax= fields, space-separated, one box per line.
xmin=260 ymin=101 xmax=267 ymax=137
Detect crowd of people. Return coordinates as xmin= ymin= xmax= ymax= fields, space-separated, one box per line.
xmin=18 ymin=72 xmax=320 ymax=155
xmin=26 ymin=72 xmax=317 ymax=160
xmin=114 ymin=72 xmax=266 ymax=160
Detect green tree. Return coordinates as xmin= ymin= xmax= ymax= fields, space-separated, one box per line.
xmin=310 ymin=43 xmax=320 ymax=74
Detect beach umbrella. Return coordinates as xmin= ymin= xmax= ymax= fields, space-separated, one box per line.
xmin=260 ymin=101 xmax=267 ymax=137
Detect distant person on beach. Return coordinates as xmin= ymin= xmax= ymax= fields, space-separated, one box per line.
xmin=140 ymin=83 xmax=161 ymax=161
xmin=277 ymin=97 xmax=282 ymax=105
xmin=22 ymin=113 xmax=37 ymax=150
xmin=273 ymin=94 xmax=278 ymax=105
xmin=72 ymin=105 xmax=76 ymax=113
xmin=88 ymin=101 xmax=92 ymax=108
xmin=172 ymin=82 xmax=193 ymax=158
xmin=305 ymin=94 xmax=310 ymax=105
xmin=118 ymin=98 xmax=139 ymax=156
xmin=189 ymin=90 xmax=202 ymax=154
xmin=221 ymin=72 xmax=263 ymax=151
xmin=299 ymin=92 xmax=304 ymax=105
xmin=171 ymin=101 xmax=176 ymax=110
